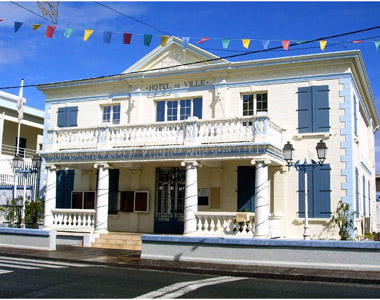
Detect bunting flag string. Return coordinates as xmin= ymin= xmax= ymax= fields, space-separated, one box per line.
xmin=4 ymin=19 xmax=380 ymax=52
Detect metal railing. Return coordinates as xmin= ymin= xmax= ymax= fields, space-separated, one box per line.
xmin=1 ymin=144 xmax=37 ymax=158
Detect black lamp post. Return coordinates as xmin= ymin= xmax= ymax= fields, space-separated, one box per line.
xmin=282 ymin=140 xmax=328 ymax=240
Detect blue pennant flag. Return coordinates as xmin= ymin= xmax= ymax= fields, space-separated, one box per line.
xmin=103 ymin=31 xmax=112 ymax=44
xmin=14 ymin=22 xmax=23 ymax=32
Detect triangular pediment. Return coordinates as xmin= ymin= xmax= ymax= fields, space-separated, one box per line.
xmin=123 ymin=36 xmax=227 ymax=73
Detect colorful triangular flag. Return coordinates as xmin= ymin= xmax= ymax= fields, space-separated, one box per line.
xmin=320 ymin=40 xmax=327 ymax=51
xmin=242 ymin=39 xmax=250 ymax=49
xmin=14 ymin=22 xmax=23 ymax=32
xmin=64 ymin=28 xmax=74 ymax=38
xmin=45 ymin=26 xmax=56 ymax=38
xmin=84 ymin=30 xmax=94 ymax=41
xmin=375 ymin=41 xmax=380 ymax=52
xmin=353 ymin=40 xmax=364 ymax=44
xmin=182 ymin=37 xmax=190 ymax=49
xmin=296 ymin=40 xmax=307 ymax=44
xmin=262 ymin=40 xmax=270 ymax=50
xmin=161 ymin=35 xmax=169 ymax=46
xmin=123 ymin=33 xmax=132 ymax=44
xmin=144 ymin=34 xmax=153 ymax=46
xmin=32 ymin=24 xmax=41 ymax=31
xmin=197 ymin=37 xmax=210 ymax=44
xmin=281 ymin=40 xmax=290 ymax=51
xmin=103 ymin=32 xmax=112 ymax=44
xmin=222 ymin=39 xmax=230 ymax=49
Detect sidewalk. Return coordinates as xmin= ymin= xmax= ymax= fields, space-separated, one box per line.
xmin=0 ymin=245 xmax=379 ymax=285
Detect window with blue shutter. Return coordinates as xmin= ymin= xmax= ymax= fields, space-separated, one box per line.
xmin=193 ymin=97 xmax=203 ymax=119
xmin=368 ymin=181 xmax=371 ymax=216
xmin=353 ymin=95 xmax=358 ymax=136
xmin=297 ymin=86 xmax=330 ymax=133
xmin=355 ymin=168 xmax=359 ymax=217
xmin=156 ymin=98 xmax=202 ymax=122
xmin=298 ymin=164 xmax=331 ymax=218
xmin=109 ymin=169 xmax=119 ymax=215
xmin=57 ymin=106 xmax=78 ymax=127
xmin=156 ymin=101 xmax=165 ymax=122
xmin=363 ymin=176 xmax=366 ymax=216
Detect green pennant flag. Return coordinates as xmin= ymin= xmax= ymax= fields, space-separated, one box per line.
xmin=375 ymin=41 xmax=380 ymax=52
xmin=64 ymin=28 xmax=74 ymax=38
xmin=222 ymin=38 xmax=230 ymax=49
xmin=296 ymin=40 xmax=307 ymax=44
xmin=144 ymin=34 xmax=153 ymax=46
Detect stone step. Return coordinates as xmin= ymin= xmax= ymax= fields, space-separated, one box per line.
xmin=98 ymin=234 xmax=142 ymax=241
xmin=90 ymin=232 xmax=142 ymax=250
xmin=91 ymin=243 xmax=141 ymax=251
xmin=94 ymin=239 xmax=142 ymax=245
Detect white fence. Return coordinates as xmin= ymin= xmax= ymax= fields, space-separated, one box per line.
xmin=51 ymin=209 xmax=96 ymax=232
xmin=46 ymin=115 xmax=284 ymax=151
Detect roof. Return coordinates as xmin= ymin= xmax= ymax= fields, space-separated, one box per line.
xmin=0 ymin=91 xmax=44 ymax=119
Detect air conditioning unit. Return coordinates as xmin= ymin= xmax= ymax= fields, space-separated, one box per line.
xmin=364 ymin=217 xmax=371 ymax=234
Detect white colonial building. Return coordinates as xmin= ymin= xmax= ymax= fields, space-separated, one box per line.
xmin=38 ymin=37 xmax=378 ymax=240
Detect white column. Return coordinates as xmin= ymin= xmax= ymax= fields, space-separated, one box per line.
xmin=43 ymin=165 xmax=57 ymax=229
xmin=95 ymin=163 xmax=109 ymax=233
xmin=252 ymin=159 xmax=270 ymax=238
xmin=181 ymin=160 xmax=199 ymax=235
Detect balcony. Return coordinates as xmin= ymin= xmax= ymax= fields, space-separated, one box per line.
xmin=45 ymin=115 xmax=285 ymax=153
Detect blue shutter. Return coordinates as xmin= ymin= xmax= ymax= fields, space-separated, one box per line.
xmin=355 ymin=168 xmax=359 ymax=217
xmin=156 ymin=101 xmax=165 ymax=122
xmin=363 ymin=176 xmax=366 ymax=216
xmin=354 ymin=95 xmax=358 ymax=136
xmin=66 ymin=106 xmax=78 ymax=127
xmin=298 ymin=169 xmax=313 ymax=218
xmin=57 ymin=107 xmax=67 ymax=127
xmin=312 ymin=86 xmax=330 ymax=132
xmin=109 ymin=169 xmax=119 ymax=214
xmin=56 ymin=170 xmax=74 ymax=208
xmin=368 ymin=181 xmax=371 ymax=216
xmin=297 ymin=87 xmax=312 ymax=133
xmin=313 ymin=164 xmax=331 ymax=218
xmin=193 ymin=98 xmax=203 ymax=119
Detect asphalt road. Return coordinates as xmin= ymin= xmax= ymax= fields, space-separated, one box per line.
xmin=0 ymin=256 xmax=379 ymax=298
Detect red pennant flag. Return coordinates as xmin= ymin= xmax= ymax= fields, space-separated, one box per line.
xmin=282 ymin=40 xmax=290 ymax=50
xmin=353 ymin=40 xmax=364 ymax=44
xmin=46 ymin=26 xmax=56 ymax=38
xmin=197 ymin=37 xmax=210 ymax=44
xmin=0 ymin=20 xmax=3 ymax=22
xmin=123 ymin=33 xmax=132 ymax=44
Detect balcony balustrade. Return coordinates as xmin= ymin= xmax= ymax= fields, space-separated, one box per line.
xmin=51 ymin=209 xmax=96 ymax=232
xmin=46 ymin=115 xmax=284 ymax=152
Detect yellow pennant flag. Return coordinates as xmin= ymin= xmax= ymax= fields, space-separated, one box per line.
xmin=320 ymin=40 xmax=327 ymax=51
xmin=161 ymin=35 xmax=170 ymax=46
xmin=32 ymin=24 xmax=41 ymax=31
xmin=242 ymin=39 xmax=250 ymax=49
xmin=84 ymin=30 xmax=94 ymax=41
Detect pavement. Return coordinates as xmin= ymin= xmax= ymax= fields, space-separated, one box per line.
xmin=0 ymin=245 xmax=380 ymax=285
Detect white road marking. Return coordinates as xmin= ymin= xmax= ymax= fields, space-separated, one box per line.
xmin=135 ymin=276 xmax=246 ymax=299
xmin=0 ymin=259 xmax=66 ymax=269
xmin=0 ymin=256 xmax=90 ymax=267
xmin=0 ymin=262 xmax=40 ymax=270
xmin=0 ymin=269 xmax=13 ymax=275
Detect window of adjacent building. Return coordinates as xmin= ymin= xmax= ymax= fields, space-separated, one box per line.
xmin=120 ymin=191 xmax=149 ymax=213
xmin=57 ymin=106 xmax=78 ymax=128
xmin=71 ymin=191 xmax=96 ymax=209
xmin=242 ymin=93 xmax=268 ymax=116
xmin=355 ymin=168 xmax=360 ymax=218
xmin=297 ymin=86 xmax=330 ymax=133
xmin=353 ymin=94 xmax=358 ymax=137
xmin=156 ymin=98 xmax=202 ymax=122
xmin=298 ymin=164 xmax=331 ymax=218
xmin=102 ymin=104 xmax=120 ymax=124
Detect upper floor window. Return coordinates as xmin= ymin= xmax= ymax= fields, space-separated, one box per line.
xmin=102 ymin=105 xmax=120 ymax=124
xmin=156 ymin=98 xmax=202 ymax=122
xmin=57 ymin=106 xmax=78 ymax=128
xmin=242 ymin=93 xmax=268 ymax=116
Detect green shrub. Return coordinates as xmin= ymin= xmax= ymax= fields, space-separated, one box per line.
xmin=331 ymin=201 xmax=356 ymax=240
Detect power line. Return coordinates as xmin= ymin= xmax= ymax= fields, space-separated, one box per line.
xmin=93 ymin=1 xmax=171 ymax=36
xmin=1 ymin=24 xmax=380 ymax=91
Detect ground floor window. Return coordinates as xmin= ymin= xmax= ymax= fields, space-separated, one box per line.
xmin=71 ymin=191 xmax=96 ymax=209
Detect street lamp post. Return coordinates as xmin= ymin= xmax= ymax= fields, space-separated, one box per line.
xmin=282 ymin=140 xmax=328 ymax=240
xmin=12 ymin=154 xmax=42 ymax=228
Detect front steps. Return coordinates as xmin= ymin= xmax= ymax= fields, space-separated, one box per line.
xmin=90 ymin=232 xmax=143 ymax=251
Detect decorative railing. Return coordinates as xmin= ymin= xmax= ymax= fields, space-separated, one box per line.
xmin=194 ymin=212 xmax=282 ymax=238
xmin=46 ymin=115 xmax=284 ymax=152
xmin=51 ymin=209 xmax=96 ymax=232
xmin=1 ymin=144 xmax=37 ymax=158
xmin=0 ymin=158 xmax=37 ymax=187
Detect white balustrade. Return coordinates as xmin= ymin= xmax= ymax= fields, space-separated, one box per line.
xmin=51 ymin=209 xmax=96 ymax=232
xmin=47 ymin=115 xmax=283 ymax=151
xmin=194 ymin=212 xmax=283 ymax=238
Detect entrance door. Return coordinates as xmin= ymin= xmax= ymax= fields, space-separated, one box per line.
xmin=154 ymin=168 xmax=185 ymax=234
xmin=237 ymin=166 xmax=256 ymax=212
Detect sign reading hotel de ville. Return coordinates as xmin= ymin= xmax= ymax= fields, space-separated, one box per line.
xmin=146 ymin=80 xmax=209 ymax=91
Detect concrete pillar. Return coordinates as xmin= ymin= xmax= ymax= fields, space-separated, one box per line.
xmin=43 ymin=165 xmax=57 ymax=229
xmin=95 ymin=163 xmax=109 ymax=233
xmin=252 ymin=159 xmax=270 ymax=238
xmin=181 ymin=160 xmax=199 ymax=234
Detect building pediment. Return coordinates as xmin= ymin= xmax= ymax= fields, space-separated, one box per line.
xmin=123 ymin=36 xmax=228 ymax=73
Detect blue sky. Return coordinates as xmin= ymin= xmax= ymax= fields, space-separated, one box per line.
xmin=1 ymin=1 xmax=380 ymax=168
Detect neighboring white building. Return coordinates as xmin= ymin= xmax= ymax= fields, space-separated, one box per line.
xmin=38 ymin=37 xmax=378 ymax=239
xmin=0 ymin=91 xmax=44 ymax=204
